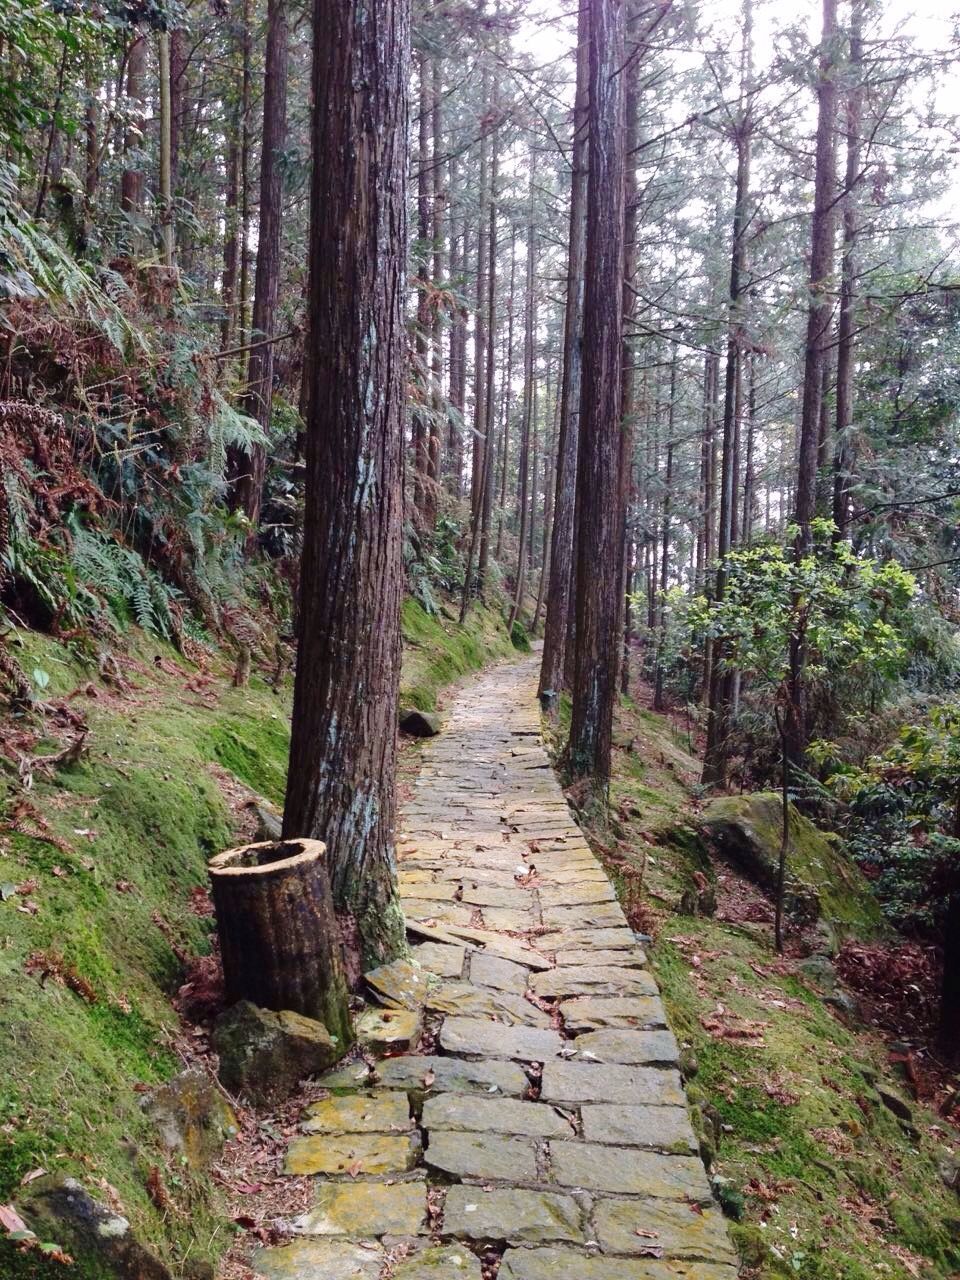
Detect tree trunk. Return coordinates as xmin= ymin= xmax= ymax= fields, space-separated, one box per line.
xmin=477 ymin=120 xmax=500 ymax=598
xmin=229 ymin=0 xmax=288 ymax=535
xmin=210 ymin=838 xmax=352 ymax=1044
xmin=509 ymin=173 xmax=537 ymax=631
xmin=283 ymin=0 xmax=409 ymax=970
xmin=412 ymin=51 xmax=432 ymax=525
xmin=120 ymin=34 xmax=146 ymax=219
xmin=654 ymin=351 xmax=677 ymax=712
xmin=158 ymin=30 xmax=175 ymax=267
xmin=539 ymin=0 xmax=589 ymax=700
xmin=568 ymin=0 xmax=626 ymax=791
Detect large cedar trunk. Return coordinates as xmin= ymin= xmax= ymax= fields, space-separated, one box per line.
xmin=120 ymin=34 xmax=146 ymax=218
xmin=209 ymin=839 xmax=352 ymax=1046
xmin=539 ymin=0 xmax=589 ymax=700
xmin=282 ymin=0 xmax=409 ymax=969
xmin=567 ymin=0 xmax=626 ymax=789
xmin=228 ymin=0 xmax=289 ymax=532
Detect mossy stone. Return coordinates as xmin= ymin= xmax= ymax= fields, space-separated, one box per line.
xmin=213 ymin=1001 xmax=342 ymax=1105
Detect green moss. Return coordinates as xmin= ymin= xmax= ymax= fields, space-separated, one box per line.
xmin=510 ymin=618 xmax=530 ymax=651
xmin=400 ymin=598 xmax=513 ymax=711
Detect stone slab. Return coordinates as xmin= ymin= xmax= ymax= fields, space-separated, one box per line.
xmin=411 ymin=941 xmax=466 ymax=978
xmin=580 ymin=1104 xmax=697 ymax=1152
xmin=540 ymin=904 xmax=627 ymax=929
xmin=444 ymin=1187 xmax=584 ymax=1245
xmin=357 ymin=1006 xmax=422 ymax=1055
xmin=469 ymin=952 xmax=531 ymax=994
xmin=560 ymin=996 xmax=667 ymax=1033
xmin=461 ymin=884 xmax=535 ymax=909
xmin=284 ymin=1132 xmax=418 ymax=1177
xmin=252 ymin=1239 xmax=384 ymax=1279
xmin=426 ymin=982 xmax=550 ymax=1026
xmin=365 ymin=959 xmax=431 ymax=1011
xmin=532 ymin=967 xmax=659 ymax=1000
xmin=302 ymin=1091 xmax=411 ymax=1134
xmin=376 ymin=1054 xmax=529 ymax=1097
xmin=440 ymin=1016 xmax=563 ymax=1062
xmin=592 ymin=1196 xmax=738 ymax=1264
xmin=422 ymin=1093 xmax=573 ymax=1139
xmin=498 ymin=1248 xmax=738 ymax=1280
xmin=291 ymin=1181 xmax=426 ymax=1236
xmin=540 ymin=1061 xmax=684 ymax=1107
xmin=437 ymin=925 xmax=552 ymax=970
xmin=424 ymin=1130 xmax=538 ymax=1182
xmin=537 ymin=882 xmax=617 ymax=908
xmin=562 ymin=948 xmax=647 ymax=969
xmin=571 ymin=1029 xmax=680 ymax=1066
xmin=476 ymin=906 xmax=539 ymax=932
xmin=549 ymin=1143 xmax=713 ymax=1202
xmin=392 ymin=1246 xmax=482 ymax=1278
xmin=539 ymin=928 xmax=638 ymax=952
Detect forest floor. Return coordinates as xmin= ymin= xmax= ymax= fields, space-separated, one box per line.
xmin=242 ymin=651 xmax=739 ymax=1280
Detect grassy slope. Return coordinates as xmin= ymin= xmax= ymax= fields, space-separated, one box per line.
xmin=0 ymin=599 xmax=512 ymax=1278
xmin=565 ymin=693 xmax=960 ymax=1280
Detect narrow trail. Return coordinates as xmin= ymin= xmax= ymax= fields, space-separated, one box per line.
xmin=252 ymin=654 xmax=738 ymax=1279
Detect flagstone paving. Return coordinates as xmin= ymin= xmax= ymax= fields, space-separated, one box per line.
xmin=252 ymin=655 xmax=737 ymax=1279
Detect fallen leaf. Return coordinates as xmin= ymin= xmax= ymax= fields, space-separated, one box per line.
xmin=345 ymin=1160 xmax=364 ymax=1179
xmin=422 ymin=1069 xmax=436 ymax=1089
xmin=0 ymin=1204 xmax=29 ymax=1234
xmin=20 ymin=1169 xmax=46 ymax=1186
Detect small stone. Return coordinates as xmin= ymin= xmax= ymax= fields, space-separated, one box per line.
xmin=253 ymin=803 xmax=282 ymax=843
xmin=17 ymin=1176 xmax=171 ymax=1280
xmin=439 ymin=1016 xmax=563 ymax=1061
xmin=357 ymin=1006 xmax=421 ymax=1056
xmin=365 ymin=958 xmax=431 ymax=1011
xmin=411 ymin=941 xmax=467 ymax=977
xmin=400 ymin=708 xmax=442 ymax=736
xmin=284 ymin=1131 xmax=419 ymax=1176
xmin=470 ymin=952 xmax=531 ymax=994
xmin=443 ymin=1187 xmax=584 ymax=1245
xmin=302 ymin=1091 xmax=411 ymax=1134
xmin=580 ymin=1103 xmax=697 ymax=1151
xmin=252 ymin=1239 xmax=384 ymax=1280
xmin=570 ymin=1028 xmax=679 ymax=1065
xmin=424 ymin=1130 xmax=538 ymax=1182
xmin=213 ymin=1002 xmax=341 ymax=1106
xmin=139 ymin=1068 xmax=238 ymax=1169
xmin=531 ymin=967 xmax=658 ymax=1000
xmin=549 ymin=1142 xmax=713 ymax=1202
xmin=540 ymin=1061 xmax=684 ymax=1107
xmin=560 ymin=995 xmax=667 ymax=1032
xmin=422 ymin=1093 xmax=572 ymax=1138
xmin=392 ymin=1246 xmax=482 ymax=1278
xmin=376 ymin=1054 xmax=529 ymax=1097
xmin=592 ymin=1196 xmax=738 ymax=1263
xmin=291 ymin=1182 xmax=426 ymax=1237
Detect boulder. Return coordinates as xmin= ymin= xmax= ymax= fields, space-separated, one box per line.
xmin=253 ymin=803 xmax=282 ymax=843
xmin=399 ymin=708 xmax=441 ymax=737
xmin=18 ymin=1175 xmax=171 ymax=1280
xmin=213 ymin=1001 xmax=342 ymax=1106
xmin=700 ymin=793 xmax=883 ymax=935
xmin=139 ymin=1068 xmax=238 ymax=1169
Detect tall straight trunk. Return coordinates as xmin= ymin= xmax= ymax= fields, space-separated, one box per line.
xmin=120 ymin=33 xmax=146 ymax=218
xmin=568 ymin=0 xmax=626 ymax=790
xmin=833 ymin=0 xmax=863 ymax=536
xmin=477 ymin=123 xmax=500 ymax=597
xmin=496 ymin=227 xmax=517 ymax=561
xmin=539 ymin=0 xmax=589 ymax=699
xmin=787 ymin=0 xmax=839 ymax=765
xmin=427 ymin=54 xmax=444 ymax=518
xmin=654 ymin=350 xmax=678 ymax=711
xmin=221 ymin=120 xmax=242 ymax=349
xmin=742 ymin=352 xmax=757 ymax=541
xmin=158 ymin=30 xmax=175 ymax=266
xmin=533 ymin=394 xmax=556 ymax=633
xmin=412 ymin=52 xmax=432 ymax=523
xmin=283 ymin=0 xmax=409 ymax=969
xmin=237 ymin=0 xmax=253 ymax=370
xmin=230 ymin=0 xmax=289 ymax=532
xmin=446 ymin=196 xmax=468 ymax=497
xmin=509 ymin=174 xmax=537 ymax=631
xmin=470 ymin=82 xmax=491 ymax=524
xmin=169 ymin=27 xmax=188 ymax=199
xmin=83 ymin=59 xmax=99 ymax=244
xmin=702 ymin=0 xmax=753 ymax=788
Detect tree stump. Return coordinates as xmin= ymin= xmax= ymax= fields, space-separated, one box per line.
xmin=208 ymin=838 xmax=352 ymax=1050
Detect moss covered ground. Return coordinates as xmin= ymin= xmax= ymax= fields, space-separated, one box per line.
xmin=0 ymin=597 xmax=511 ymax=1277
xmin=562 ymin=690 xmax=960 ymax=1280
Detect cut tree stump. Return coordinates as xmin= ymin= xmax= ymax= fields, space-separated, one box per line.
xmin=208 ymin=838 xmax=352 ymax=1049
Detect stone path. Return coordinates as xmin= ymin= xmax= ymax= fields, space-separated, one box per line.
xmin=252 ymin=655 xmax=738 ymax=1279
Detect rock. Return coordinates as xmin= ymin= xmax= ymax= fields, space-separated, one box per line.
xmin=939 ymin=1155 xmax=960 ymax=1193
xmin=540 ymin=1060 xmax=684 ymax=1107
xmin=18 ymin=1175 xmax=172 ymax=1280
xmin=592 ymin=1196 xmax=739 ymax=1264
xmin=799 ymin=955 xmax=838 ymax=990
xmin=285 ymin=1131 xmax=420 ymax=1176
xmin=421 ymin=1093 xmax=572 ymax=1138
xmin=139 ymin=1068 xmax=238 ymax=1169
xmin=424 ymin=1130 xmax=538 ymax=1182
xmin=530 ymin=966 xmax=658 ymax=1000
xmin=579 ymin=1103 xmax=697 ymax=1152
xmin=253 ymin=803 xmax=282 ymax=843
xmin=213 ymin=1001 xmax=342 ymax=1105
xmin=400 ymin=708 xmax=442 ymax=737
xmin=443 ymin=1187 xmax=584 ymax=1245
xmin=365 ymin=958 xmax=430 ymax=1011
xmin=426 ymin=981 xmax=551 ymax=1026
xmin=700 ymin=792 xmax=882 ymax=933
xmin=825 ymin=989 xmax=859 ymax=1018
xmin=291 ymin=1182 xmax=426 ymax=1236
xmin=876 ymin=1086 xmax=913 ymax=1122
xmin=356 ymin=1006 xmax=422 ymax=1056
xmin=410 ymin=941 xmax=466 ymax=978
xmin=375 ymin=1053 xmax=529 ymax=1097
xmin=252 ymin=1239 xmax=384 ymax=1280
xmin=469 ymin=952 xmax=531 ymax=993
xmin=439 ymin=1015 xmax=563 ymax=1061
xmin=392 ymin=1245 xmax=482 ymax=1278
xmin=498 ymin=1249 xmax=738 ymax=1280
xmin=559 ymin=994 xmax=668 ymax=1032
xmin=570 ymin=1028 xmax=680 ymax=1066
xmin=301 ymin=1091 xmax=411 ymax=1134
xmin=549 ymin=1142 xmax=713 ymax=1202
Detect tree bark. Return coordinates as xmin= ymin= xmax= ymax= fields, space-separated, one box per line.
xmin=120 ymin=34 xmax=146 ymax=219
xmin=283 ymin=0 xmax=409 ymax=970
xmin=509 ymin=173 xmax=537 ymax=631
xmin=210 ymin=838 xmax=352 ymax=1044
xmin=568 ymin=0 xmax=626 ymax=790
xmin=539 ymin=0 xmax=589 ymax=701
